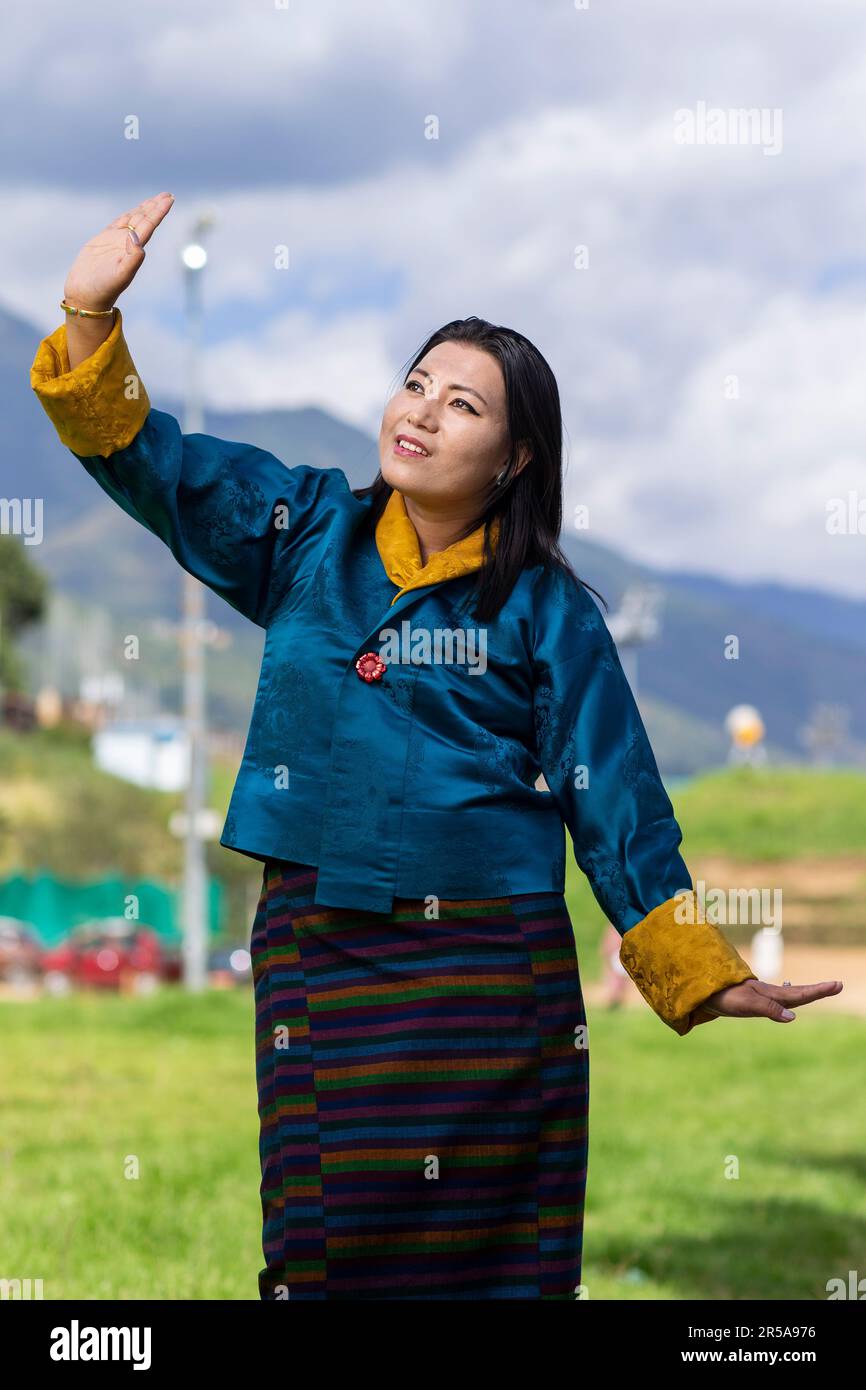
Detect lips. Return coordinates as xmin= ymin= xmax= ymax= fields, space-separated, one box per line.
xmin=394 ymin=434 xmax=430 ymax=457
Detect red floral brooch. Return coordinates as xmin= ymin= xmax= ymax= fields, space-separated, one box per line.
xmin=355 ymin=651 xmax=387 ymax=682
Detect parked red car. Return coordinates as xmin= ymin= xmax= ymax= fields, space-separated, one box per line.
xmin=41 ymin=919 xmax=182 ymax=994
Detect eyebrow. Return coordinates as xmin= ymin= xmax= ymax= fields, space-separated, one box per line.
xmin=409 ymin=366 xmax=488 ymax=406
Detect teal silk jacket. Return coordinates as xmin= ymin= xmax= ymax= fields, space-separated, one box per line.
xmin=31 ymin=309 xmax=757 ymax=1034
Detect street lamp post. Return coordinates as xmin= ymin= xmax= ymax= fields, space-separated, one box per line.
xmin=605 ymin=583 xmax=663 ymax=700
xmin=180 ymin=217 xmax=215 ymax=992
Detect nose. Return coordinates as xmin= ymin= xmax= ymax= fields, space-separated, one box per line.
xmin=407 ymin=395 xmax=439 ymax=430
xmin=406 ymin=405 xmax=436 ymax=437
xmin=407 ymin=410 xmax=433 ymax=429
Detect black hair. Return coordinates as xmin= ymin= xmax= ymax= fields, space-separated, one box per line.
xmin=353 ymin=315 xmax=607 ymax=622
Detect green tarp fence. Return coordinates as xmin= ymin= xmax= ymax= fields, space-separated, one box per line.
xmin=0 ymin=873 xmax=223 ymax=947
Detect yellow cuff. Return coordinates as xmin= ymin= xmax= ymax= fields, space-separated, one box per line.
xmin=619 ymin=890 xmax=757 ymax=1036
xmin=29 ymin=306 xmax=151 ymax=457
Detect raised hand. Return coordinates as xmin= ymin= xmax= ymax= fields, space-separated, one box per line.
xmin=64 ymin=191 xmax=176 ymax=314
xmin=62 ymin=192 xmax=176 ymax=369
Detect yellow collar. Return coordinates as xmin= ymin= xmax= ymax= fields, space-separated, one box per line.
xmin=375 ymin=489 xmax=499 ymax=605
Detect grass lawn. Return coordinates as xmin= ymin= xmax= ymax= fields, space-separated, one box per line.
xmin=2 ymin=986 xmax=863 ymax=1301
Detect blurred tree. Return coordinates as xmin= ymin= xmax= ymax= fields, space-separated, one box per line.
xmin=0 ymin=536 xmax=48 ymax=691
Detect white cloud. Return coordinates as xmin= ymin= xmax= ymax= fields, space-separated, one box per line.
xmin=9 ymin=0 xmax=866 ymax=598
xmin=591 ymin=292 xmax=866 ymax=594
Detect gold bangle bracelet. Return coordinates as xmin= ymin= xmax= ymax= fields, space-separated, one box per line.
xmin=60 ymin=299 xmax=117 ymax=319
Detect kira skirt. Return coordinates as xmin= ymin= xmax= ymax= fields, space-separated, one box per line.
xmin=249 ymin=858 xmax=590 ymax=1300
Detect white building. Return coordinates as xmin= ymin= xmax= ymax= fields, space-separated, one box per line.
xmin=93 ymin=720 xmax=190 ymax=792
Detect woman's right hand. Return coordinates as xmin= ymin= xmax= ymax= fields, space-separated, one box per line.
xmin=64 ymin=191 xmax=176 ymax=313
xmin=63 ymin=191 xmax=175 ymax=369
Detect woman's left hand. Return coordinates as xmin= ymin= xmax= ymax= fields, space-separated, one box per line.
xmin=700 ymin=977 xmax=843 ymax=1023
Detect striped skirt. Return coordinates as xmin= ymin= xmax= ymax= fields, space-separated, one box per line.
xmin=249 ymin=859 xmax=590 ymax=1300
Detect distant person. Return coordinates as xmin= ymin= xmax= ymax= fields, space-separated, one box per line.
xmin=30 ymin=192 xmax=844 ymax=1302
xmin=600 ymin=922 xmax=631 ymax=1009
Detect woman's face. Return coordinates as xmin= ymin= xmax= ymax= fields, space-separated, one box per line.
xmin=379 ymin=341 xmax=520 ymax=511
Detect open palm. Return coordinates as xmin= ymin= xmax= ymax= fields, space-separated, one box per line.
xmin=63 ymin=191 xmax=175 ymax=313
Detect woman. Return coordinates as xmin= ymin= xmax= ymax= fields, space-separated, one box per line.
xmin=30 ymin=192 xmax=843 ymax=1301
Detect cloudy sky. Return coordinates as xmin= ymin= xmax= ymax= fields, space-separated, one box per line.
xmin=11 ymin=0 xmax=866 ymax=597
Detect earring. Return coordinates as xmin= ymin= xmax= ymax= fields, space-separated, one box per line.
xmin=494 ymin=469 xmax=506 ymax=487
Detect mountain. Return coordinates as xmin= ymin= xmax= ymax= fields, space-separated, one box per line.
xmin=8 ymin=303 xmax=866 ymax=770
xmin=558 ymin=539 xmax=866 ymax=761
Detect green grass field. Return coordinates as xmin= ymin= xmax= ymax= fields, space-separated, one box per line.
xmin=1 ymin=988 xmax=863 ymax=1300
xmin=670 ymin=763 xmax=866 ymax=860
xmin=2 ymin=751 xmax=864 ymax=1298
